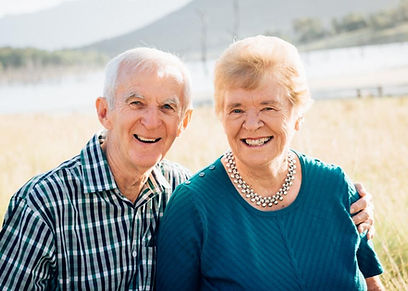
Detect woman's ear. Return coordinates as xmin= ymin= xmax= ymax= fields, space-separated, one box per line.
xmin=177 ymin=109 xmax=193 ymax=136
xmin=96 ymin=97 xmax=113 ymax=130
xmin=295 ymin=116 xmax=304 ymax=131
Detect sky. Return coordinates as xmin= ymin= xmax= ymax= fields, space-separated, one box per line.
xmin=0 ymin=0 xmax=189 ymax=18
xmin=0 ymin=0 xmax=193 ymax=49
xmin=0 ymin=0 xmax=74 ymax=17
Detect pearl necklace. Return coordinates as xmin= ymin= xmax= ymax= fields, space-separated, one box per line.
xmin=225 ymin=151 xmax=296 ymax=207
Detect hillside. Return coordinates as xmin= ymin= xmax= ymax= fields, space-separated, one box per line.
xmin=299 ymin=23 xmax=408 ymax=51
xmin=0 ymin=0 xmax=190 ymax=49
xmin=84 ymin=0 xmax=398 ymax=59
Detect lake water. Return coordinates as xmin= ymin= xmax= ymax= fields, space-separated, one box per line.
xmin=1 ymin=42 xmax=408 ymax=114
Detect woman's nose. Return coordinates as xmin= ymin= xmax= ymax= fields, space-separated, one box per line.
xmin=242 ymin=111 xmax=263 ymax=130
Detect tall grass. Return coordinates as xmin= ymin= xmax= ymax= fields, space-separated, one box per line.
xmin=0 ymin=97 xmax=407 ymax=289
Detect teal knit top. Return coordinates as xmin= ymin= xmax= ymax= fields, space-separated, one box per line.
xmin=157 ymin=152 xmax=383 ymax=290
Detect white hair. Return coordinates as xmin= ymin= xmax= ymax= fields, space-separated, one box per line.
xmin=102 ymin=47 xmax=193 ymax=113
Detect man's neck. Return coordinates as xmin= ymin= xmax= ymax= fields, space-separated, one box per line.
xmin=113 ymin=170 xmax=151 ymax=203
xmin=101 ymin=142 xmax=154 ymax=203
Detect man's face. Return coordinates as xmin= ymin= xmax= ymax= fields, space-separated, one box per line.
xmin=102 ymin=64 xmax=190 ymax=171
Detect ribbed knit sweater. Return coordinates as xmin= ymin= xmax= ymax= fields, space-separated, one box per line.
xmin=157 ymin=152 xmax=383 ymax=290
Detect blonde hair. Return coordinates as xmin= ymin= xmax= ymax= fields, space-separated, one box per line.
xmin=214 ymin=35 xmax=312 ymax=116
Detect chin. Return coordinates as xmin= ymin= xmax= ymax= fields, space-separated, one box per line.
xmin=131 ymin=154 xmax=162 ymax=170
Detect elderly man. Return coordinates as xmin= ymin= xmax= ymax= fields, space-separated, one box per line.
xmin=0 ymin=47 xmax=373 ymax=290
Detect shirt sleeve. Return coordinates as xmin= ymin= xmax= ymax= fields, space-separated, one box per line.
xmin=346 ymin=175 xmax=384 ymax=278
xmin=0 ymin=195 xmax=57 ymax=290
xmin=156 ymin=183 xmax=204 ymax=291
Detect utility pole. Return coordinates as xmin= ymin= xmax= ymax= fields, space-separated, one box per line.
xmin=232 ymin=0 xmax=240 ymax=41
xmin=197 ymin=9 xmax=208 ymax=74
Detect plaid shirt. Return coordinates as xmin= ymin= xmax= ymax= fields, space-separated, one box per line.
xmin=0 ymin=134 xmax=191 ymax=290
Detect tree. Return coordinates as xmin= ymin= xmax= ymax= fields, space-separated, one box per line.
xmin=293 ymin=18 xmax=326 ymax=43
xmin=369 ymin=10 xmax=397 ymax=29
xmin=341 ymin=13 xmax=368 ymax=32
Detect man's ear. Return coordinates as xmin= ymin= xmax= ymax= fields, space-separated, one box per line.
xmin=177 ymin=109 xmax=193 ymax=136
xmin=96 ymin=97 xmax=113 ymax=130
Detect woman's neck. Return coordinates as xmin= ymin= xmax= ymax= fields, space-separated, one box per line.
xmin=233 ymin=151 xmax=290 ymax=196
xmin=223 ymin=149 xmax=302 ymax=211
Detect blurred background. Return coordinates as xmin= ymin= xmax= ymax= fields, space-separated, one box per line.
xmin=1 ymin=0 xmax=408 ymax=112
xmin=0 ymin=1 xmax=407 ymax=289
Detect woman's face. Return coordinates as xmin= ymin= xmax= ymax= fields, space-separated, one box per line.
xmin=221 ymin=76 xmax=301 ymax=169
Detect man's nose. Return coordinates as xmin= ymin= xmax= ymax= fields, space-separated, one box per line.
xmin=141 ymin=107 xmax=161 ymax=129
xmin=243 ymin=110 xmax=263 ymax=130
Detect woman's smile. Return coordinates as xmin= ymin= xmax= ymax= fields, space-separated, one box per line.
xmin=241 ymin=136 xmax=273 ymax=146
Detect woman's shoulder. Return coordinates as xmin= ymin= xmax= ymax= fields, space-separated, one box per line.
xmin=172 ymin=157 xmax=226 ymax=200
xmin=295 ymin=150 xmax=346 ymax=179
xmin=295 ymin=150 xmax=357 ymax=203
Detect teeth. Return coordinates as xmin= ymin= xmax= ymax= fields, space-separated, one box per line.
xmin=134 ymin=135 xmax=161 ymax=143
xmin=138 ymin=136 xmax=157 ymax=142
xmin=244 ymin=137 xmax=271 ymax=146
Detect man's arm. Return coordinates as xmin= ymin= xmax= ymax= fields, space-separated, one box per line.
xmin=0 ymin=196 xmax=56 ymax=290
xmin=350 ymin=183 xmax=375 ymax=239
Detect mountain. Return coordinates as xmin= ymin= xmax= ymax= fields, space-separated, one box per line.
xmin=0 ymin=0 xmax=191 ymax=50
xmin=85 ymin=0 xmax=398 ymax=59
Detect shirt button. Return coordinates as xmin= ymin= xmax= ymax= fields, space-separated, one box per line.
xmin=199 ymin=172 xmax=205 ymax=177
xmin=185 ymin=180 xmax=191 ymax=185
xmin=209 ymin=165 xmax=215 ymax=170
xmin=132 ymin=251 xmax=137 ymax=257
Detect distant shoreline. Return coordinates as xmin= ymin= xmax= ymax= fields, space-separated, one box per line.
xmin=1 ymin=42 xmax=408 ymax=113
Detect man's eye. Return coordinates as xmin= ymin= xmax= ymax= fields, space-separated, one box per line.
xmin=162 ymin=104 xmax=175 ymax=111
xmin=231 ymin=109 xmax=243 ymax=114
xmin=130 ymin=100 xmax=142 ymax=106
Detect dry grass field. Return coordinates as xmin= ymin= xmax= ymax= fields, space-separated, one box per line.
xmin=0 ymin=97 xmax=407 ymax=289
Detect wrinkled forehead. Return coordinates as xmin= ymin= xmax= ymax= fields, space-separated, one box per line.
xmin=114 ymin=61 xmax=185 ymax=106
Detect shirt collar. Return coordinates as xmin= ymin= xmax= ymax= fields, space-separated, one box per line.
xmin=80 ymin=133 xmax=171 ymax=198
xmin=134 ymin=161 xmax=172 ymax=207
xmin=150 ymin=164 xmax=171 ymax=194
xmin=80 ymin=133 xmax=117 ymax=194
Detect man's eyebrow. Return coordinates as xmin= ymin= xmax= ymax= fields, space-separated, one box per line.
xmin=163 ymin=96 xmax=180 ymax=107
xmin=124 ymin=93 xmax=144 ymax=102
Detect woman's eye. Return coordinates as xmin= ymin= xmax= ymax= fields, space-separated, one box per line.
xmin=262 ymin=107 xmax=278 ymax=112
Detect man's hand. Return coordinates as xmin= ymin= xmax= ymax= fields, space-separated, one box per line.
xmin=366 ymin=276 xmax=385 ymax=291
xmin=350 ymin=183 xmax=375 ymax=239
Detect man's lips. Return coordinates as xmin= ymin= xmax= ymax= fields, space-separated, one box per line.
xmin=241 ymin=136 xmax=273 ymax=146
xmin=134 ymin=134 xmax=161 ymax=144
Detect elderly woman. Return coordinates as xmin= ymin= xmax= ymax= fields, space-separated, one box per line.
xmin=156 ymin=36 xmax=383 ymax=290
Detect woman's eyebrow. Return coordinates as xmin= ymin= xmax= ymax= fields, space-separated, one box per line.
xmin=260 ymin=99 xmax=281 ymax=106
xmin=225 ymin=102 xmax=242 ymax=110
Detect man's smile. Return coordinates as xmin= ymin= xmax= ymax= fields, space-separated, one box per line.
xmin=134 ymin=134 xmax=161 ymax=144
